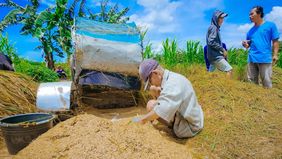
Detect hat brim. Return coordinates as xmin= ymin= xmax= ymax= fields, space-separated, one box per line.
xmin=220 ymin=13 xmax=228 ymax=18
xmin=144 ymin=79 xmax=149 ymax=91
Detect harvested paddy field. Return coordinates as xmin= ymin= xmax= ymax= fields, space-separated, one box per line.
xmin=1 ymin=65 xmax=282 ymax=158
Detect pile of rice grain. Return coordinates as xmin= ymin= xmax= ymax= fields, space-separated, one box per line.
xmin=15 ymin=114 xmax=191 ymax=159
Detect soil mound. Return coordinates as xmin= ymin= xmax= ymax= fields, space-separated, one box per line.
xmin=15 ymin=114 xmax=191 ymax=159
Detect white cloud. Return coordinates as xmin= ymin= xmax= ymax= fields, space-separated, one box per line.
xmin=237 ymin=23 xmax=252 ymax=34
xmin=130 ymin=0 xmax=224 ymax=52
xmin=130 ymin=1 xmax=280 ymax=53
xmin=130 ymin=0 xmax=181 ymax=33
xmin=150 ymin=40 xmax=163 ymax=53
xmin=265 ymin=6 xmax=282 ymax=39
xmin=181 ymin=0 xmax=223 ymax=19
xmin=222 ymin=23 xmax=253 ymax=48
xmin=211 ymin=23 xmax=247 ymax=48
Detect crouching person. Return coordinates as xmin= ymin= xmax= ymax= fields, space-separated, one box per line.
xmin=138 ymin=59 xmax=204 ymax=138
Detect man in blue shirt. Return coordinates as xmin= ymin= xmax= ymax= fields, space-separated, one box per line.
xmin=242 ymin=6 xmax=280 ymax=88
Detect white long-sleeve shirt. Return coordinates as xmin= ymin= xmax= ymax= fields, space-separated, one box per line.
xmin=153 ymin=70 xmax=204 ymax=138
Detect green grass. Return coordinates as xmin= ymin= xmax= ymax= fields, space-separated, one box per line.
xmin=15 ymin=59 xmax=59 ymax=82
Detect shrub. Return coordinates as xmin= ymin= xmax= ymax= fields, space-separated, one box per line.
xmin=15 ymin=59 xmax=59 ymax=82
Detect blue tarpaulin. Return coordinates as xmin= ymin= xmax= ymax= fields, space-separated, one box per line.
xmin=73 ymin=17 xmax=142 ymax=77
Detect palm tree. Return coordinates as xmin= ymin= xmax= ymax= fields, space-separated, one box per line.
xmin=0 ymin=0 xmax=58 ymax=69
xmin=87 ymin=0 xmax=129 ymax=23
xmin=0 ymin=0 xmax=26 ymax=31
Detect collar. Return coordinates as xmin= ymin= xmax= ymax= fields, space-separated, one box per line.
xmin=161 ymin=69 xmax=170 ymax=88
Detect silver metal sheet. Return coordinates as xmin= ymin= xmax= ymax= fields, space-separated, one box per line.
xmin=36 ymin=81 xmax=72 ymax=112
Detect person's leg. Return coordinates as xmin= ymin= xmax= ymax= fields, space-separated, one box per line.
xmin=208 ymin=64 xmax=216 ymax=72
xmin=226 ymin=71 xmax=232 ymax=79
xmin=247 ymin=63 xmax=259 ymax=84
xmin=172 ymin=112 xmax=194 ymax=138
xmin=204 ymin=56 xmax=210 ymax=71
xmin=258 ymin=63 xmax=272 ymax=88
xmin=214 ymin=59 xmax=233 ymax=79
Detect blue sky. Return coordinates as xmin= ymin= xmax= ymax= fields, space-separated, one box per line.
xmin=1 ymin=0 xmax=282 ymax=62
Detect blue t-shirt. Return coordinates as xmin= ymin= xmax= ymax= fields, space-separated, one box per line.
xmin=246 ymin=21 xmax=279 ymax=63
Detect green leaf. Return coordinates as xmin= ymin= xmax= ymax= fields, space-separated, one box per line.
xmin=0 ymin=9 xmax=23 ymax=31
xmin=34 ymin=27 xmax=43 ymax=38
xmin=35 ymin=10 xmax=52 ymax=27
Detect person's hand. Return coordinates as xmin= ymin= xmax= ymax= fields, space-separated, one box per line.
xmin=132 ymin=116 xmax=146 ymax=124
xmin=242 ymin=40 xmax=250 ymax=49
xmin=272 ymin=55 xmax=279 ymax=65
xmin=223 ymin=50 xmax=228 ymax=58
xmin=139 ymin=118 xmax=146 ymax=125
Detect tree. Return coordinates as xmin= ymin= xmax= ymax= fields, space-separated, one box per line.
xmin=87 ymin=0 xmax=129 ymax=23
xmin=0 ymin=0 xmax=130 ymax=70
xmin=0 ymin=0 xmax=59 ymax=69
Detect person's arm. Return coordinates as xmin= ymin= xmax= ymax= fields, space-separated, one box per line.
xmin=272 ymin=39 xmax=279 ymax=65
xmin=242 ymin=31 xmax=251 ymax=49
xmin=149 ymin=85 xmax=161 ymax=99
xmin=207 ymin=27 xmax=225 ymax=53
xmin=139 ymin=110 xmax=159 ymax=124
